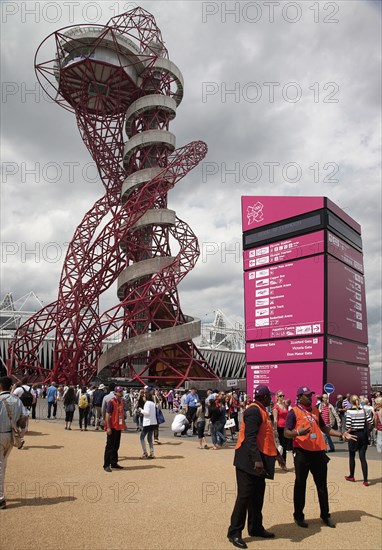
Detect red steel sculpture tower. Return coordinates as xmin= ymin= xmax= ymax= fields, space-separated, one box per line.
xmin=9 ymin=8 xmax=217 ymax=387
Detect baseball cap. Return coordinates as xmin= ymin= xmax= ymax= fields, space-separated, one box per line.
xmin=297 ymin=386 xmax=315 ymax=396
xmin=98 ymin=384 xmax=106 ymax=390
xmin=114 ymin=386 xmax=123 ymax=393
xmin=144 ymin=385 xmax=153 ymax=391
xmin=254 ymin=384 xmax=274 ymax=397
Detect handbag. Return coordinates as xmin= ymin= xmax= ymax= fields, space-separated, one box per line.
xmin=0 ymin=395 xmax=24 ymax=449
xmin=364 ymin=410 xmax=374 ymax=433
xmin=224 ymin=418 xmax=236 ymax=429
xmin=156 ymin=407 xmax=165 ymax=425
xmin=65 ymin=402 xmax=75 ymax=412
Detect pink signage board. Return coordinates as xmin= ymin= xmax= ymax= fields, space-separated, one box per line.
xmin=247 ymin=336 xmax=324 ymax=362
xmin=244 ymin=256 xmax=324 ymax=341
xmin=242 ymin=196 xmax=324 ymax=231
xmin=327 ymin=336 xmax=369 ymax=365
xmin=246 ymin=361 xmax=324 ymax=402
xmin=326 ymin=362 xmax=370 ymax=401
xmin=328 ymin=232 xmax=364 ymax=273
xmin=243 ymin=231 xmax=324 ymax=271
xmin=327 ymin=257 xmax=368 ymax=344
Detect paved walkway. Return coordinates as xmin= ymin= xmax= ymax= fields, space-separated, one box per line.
xmin=2 ymin=406 xmax=382 ymax=550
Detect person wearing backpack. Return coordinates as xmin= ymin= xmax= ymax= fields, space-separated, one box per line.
xmin=0 ymin=376 xmax=29 ymax=508
xmin=13 ymin=378 xmax=33 ymax=402
xmin=77 ymin=387 xmax=90 ymax=431
xmin=92 ymin=384 xmax=107 ymax=430
xmin=12 ymin=378 xmax=33 ymax=444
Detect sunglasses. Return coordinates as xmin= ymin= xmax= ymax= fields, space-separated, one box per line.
xmin=278 ymin=394 xmax=285 ymax=397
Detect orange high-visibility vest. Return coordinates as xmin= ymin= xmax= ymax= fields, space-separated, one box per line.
xmin=236 ymin=402 xmax=277 ymax=456
xmin=292 ymin=405 xmax=326 ymax=451
xmin=105 ymin=398 xmax=125 ymax=431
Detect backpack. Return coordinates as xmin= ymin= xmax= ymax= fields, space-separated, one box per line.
xmin=93 ymin=390 xmax=105 ymax=407
xmin=20 ymin=386 xmax=34 ymax=408
xmin=78 ymin=394 xmax=88 ymax=409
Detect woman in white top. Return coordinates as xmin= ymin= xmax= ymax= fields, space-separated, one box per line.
xmin=139 ymin=391 xmax=157 ymax=459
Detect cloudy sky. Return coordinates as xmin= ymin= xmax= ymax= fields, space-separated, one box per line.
xmin=1 ymin=1 xmax=381 ymax=382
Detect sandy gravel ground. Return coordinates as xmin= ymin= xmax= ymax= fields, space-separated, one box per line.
xmin=2 ymin=406 xmax=381 ymax=550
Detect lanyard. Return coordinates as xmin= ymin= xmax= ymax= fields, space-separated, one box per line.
xmin=297 ymin=405 xmax=319 ymax=427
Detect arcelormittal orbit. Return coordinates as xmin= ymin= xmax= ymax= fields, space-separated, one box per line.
xmin=9 ymin=7 xmax=217 ymax=387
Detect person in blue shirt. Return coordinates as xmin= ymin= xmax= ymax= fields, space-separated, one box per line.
xmin=46 ymin=382 xmax=58 ymax=419
xmin=185 ymin=387 xmax=200 ymax=435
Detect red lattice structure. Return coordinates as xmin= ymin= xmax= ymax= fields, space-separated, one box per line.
xmin=8 ymin=7 xmax=218 ymax=387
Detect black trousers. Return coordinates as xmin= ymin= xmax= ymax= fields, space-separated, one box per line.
xmin=293 ymin=448 xmax=330 ymax=521
xmin=227 ymin=468 xmax=266 ymax=538
xmin=277 ymin=426 xmax=288 ymax=461
xmin=154 ymin=424 xmax=159 ymax=441
xmin=103 ymin=429 xmax=121 ymax=468
xmin=79 ymin=408 xmax=88 ymax=429
xmin=187 ymin=406 xmax=198 ymax=433
xmin=348 ymin=430 xmax=368 ymax=481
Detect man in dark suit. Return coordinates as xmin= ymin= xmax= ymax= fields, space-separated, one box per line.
xmin=227 ymin=385 xmax=284 ymax=549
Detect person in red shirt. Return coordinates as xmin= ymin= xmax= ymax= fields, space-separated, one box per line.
xmin=229 ymin=391 xmax=241 ymax=433
xmin=273 ymin=390 xmax=289 ymax=468
xmin=103 ymin=386 xmax=125 ymax=472
xmin=318 ymin=394 xmax=341 ymax=452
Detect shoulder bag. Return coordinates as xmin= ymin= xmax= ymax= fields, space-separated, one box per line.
xmin=156 ymin=407 xmax=165 ymax=425
xmin=0 ymin=395 xmax=24 ymax=449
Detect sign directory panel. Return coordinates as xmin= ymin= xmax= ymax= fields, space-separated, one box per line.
xmin=242 ymin=196 xmax=369 ymax=400
xmin=327 ymin=257 xmax=368 ymax=344
xmin=246 ymin=361 xmax=324 ymax=402
xmin=247 ymin=336 xmax=324 ymax=362
xmin=327 ymin=336 xmax=369 ymax=365
xmin=243 ymin=231 xmax=325 ymax=271
xmin=326 ymin=362 xmax=370 ymax=399
xmin=328 ymin=232 xmax=364 ymax=273
xmin=244 ymin=256 xmax=324 ymax=341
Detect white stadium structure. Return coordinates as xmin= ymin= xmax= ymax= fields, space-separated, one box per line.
xmin=0 ymin=293 xmax=245 ymax=383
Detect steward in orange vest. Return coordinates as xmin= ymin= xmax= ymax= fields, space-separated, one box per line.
xmin=291 ymin=404 xmax=326 ymax=451
xmin=284 ymin=386 xmax=356 ymax=529
xmin=234 ymin=402 xmax=277 ymax=471
xmin=104 ymin=397 xmax=125 ymax=431
xmin=228 ymin=385 xmax=282 ymax=549
xmin=103 ymin=386 xmax=125 ymax=472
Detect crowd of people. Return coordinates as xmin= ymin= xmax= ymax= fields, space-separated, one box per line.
xmin=1 ymin=374 xmax=381 ymax=516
